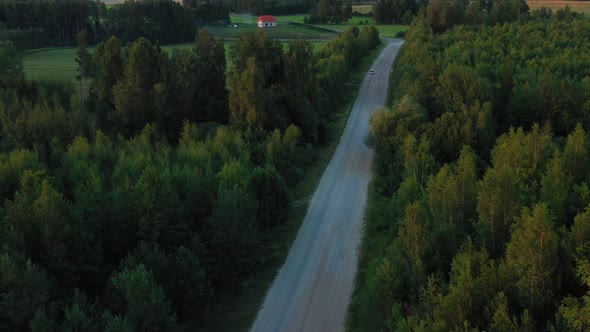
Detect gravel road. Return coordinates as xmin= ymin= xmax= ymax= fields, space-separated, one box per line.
xmin=250 ymin=39 xmax=404 ymax=332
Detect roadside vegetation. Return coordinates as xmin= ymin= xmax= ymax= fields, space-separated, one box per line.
xmin=349 ymin=3 xmax=590 ymax=331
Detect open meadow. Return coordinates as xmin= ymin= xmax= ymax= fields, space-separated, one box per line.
xmin=23 ymin=47 xmax=92 ymax=82
xmin=23 ymin=43 xmax=207 ymax=82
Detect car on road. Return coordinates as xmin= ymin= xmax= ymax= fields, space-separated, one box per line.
xmin=369 ymin=69 xmax=375 ymax=75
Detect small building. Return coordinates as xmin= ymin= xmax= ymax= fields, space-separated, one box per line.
xmin=257 ymin=15 xmax=277 ymax=28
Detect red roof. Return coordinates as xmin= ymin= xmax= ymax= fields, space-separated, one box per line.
xmin=258 ymin=15 xmax=276 ymax=22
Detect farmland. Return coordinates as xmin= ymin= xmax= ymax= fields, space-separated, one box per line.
xmin=527 ymin=0 xmax=590 ymax=14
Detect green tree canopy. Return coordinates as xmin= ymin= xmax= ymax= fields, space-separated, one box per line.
xmin=0 ymin=40 xmax=24 ymax=88
xmin=108 ymin=263 xmax=179 ymax=332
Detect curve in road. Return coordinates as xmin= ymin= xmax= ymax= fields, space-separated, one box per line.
xmin=250 ymin=39 xmax=404 ymax=332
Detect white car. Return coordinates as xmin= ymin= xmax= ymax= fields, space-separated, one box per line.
xmin=369 ymin=69 xmax=375 ymax=75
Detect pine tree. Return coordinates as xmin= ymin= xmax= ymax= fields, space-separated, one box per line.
xmin=75 ymin=30 xmax=93 ymax=111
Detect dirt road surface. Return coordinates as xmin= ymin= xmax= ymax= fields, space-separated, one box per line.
xmin=250 ymin=39 xmax=404 ymax=332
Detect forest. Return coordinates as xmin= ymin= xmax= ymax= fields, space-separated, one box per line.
xmin=0 ymin=0 xmax=335 ymax=50
xmin=349 ymin=6 xmax=590 ymax=332
xmin=0 ymin=14 xmax=381 ymax=329
xmin=0 ymin=0 xmax=203 ymax=49
xmin=371 ymin=0 xmax=535 ymax=25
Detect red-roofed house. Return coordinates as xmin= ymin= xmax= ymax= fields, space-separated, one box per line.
xmin=257 ymin=15 xmax=277 ymax=28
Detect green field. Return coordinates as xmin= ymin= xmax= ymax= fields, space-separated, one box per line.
xmin=22 ymin=44 xmax=198 ymax=82
xmin=23 ymin=39 xmax=328 ymax=82
xmin=24 ymin=47 xmax=93 ymax=82
xmin=271 ymin=14 xmax=408 ymax=38
xmin=23 ymin=43 xmax=216 ymax=82
xmin=272 ymin=14 xmax=308 ymax=24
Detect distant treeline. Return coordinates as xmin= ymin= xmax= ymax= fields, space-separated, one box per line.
xmin=182 ymin=0 xmax=315 ymax=16
xmin=217 ymin=0 xmax=315 ymax=15
xmin=0 ymin=0 xmax=105 ymax=48
xmin=305 ymin=0 xmax=353 ymax=24
xmin=0 ymin=0 xmax=320 ymax=49
xmin=265 ymin=2 xmax=315 ymax=15
xmin=371 ymin=0 xmax=531 ymax=25
xmin=0 ymin=27 xmax=48 ymax=50
xmin=0 ymin=0 xmax=206 ymax=49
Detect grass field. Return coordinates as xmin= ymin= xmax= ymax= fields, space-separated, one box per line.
xmin=527 ymin=0 xmax=590 ymax=14
xmin=23 ymin=43 xmax=219 ymax=82
xmin=345 ymin=179 xmax=392 ymax=331
xmin=22 ymin=44 xmax=202 ymax=82
xmin=24 ymin=47 xmax=93 ymax=82
xmin=23 ymin=39 xmax=329 ymax=82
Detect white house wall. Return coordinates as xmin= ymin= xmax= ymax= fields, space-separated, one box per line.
xmin=257 ymin=21 xmax=277 ymax=28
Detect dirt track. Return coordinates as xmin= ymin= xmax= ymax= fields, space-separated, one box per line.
xmin=250 ymin=39 xmax=404 ymax=332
